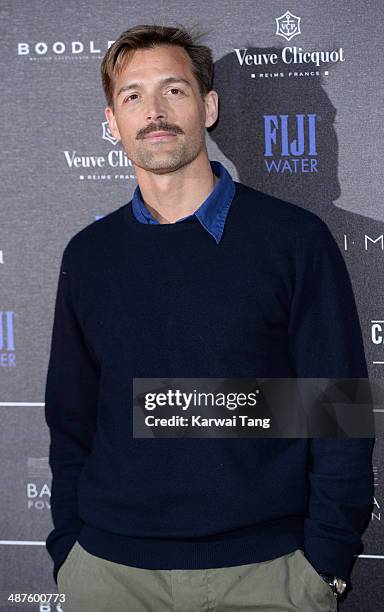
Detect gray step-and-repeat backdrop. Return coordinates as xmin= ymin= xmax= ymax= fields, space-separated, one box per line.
xmin=1 ymin=1 xmax=383 ymax=610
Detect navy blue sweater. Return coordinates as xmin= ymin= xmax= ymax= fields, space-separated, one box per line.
xmin=45 ymin=180 xmax=374 ymax=585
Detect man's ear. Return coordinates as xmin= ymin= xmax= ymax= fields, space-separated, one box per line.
xmin=204 ymin=90 xmax=219 ymax=129
xmin=105 ymin=106 xmax=121 ymax=141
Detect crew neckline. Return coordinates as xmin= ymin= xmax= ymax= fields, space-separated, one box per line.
xmin=124 ymin=182 xmax=239 ymax=233
xmin=124 ymin=197 xmax=199 ymax=231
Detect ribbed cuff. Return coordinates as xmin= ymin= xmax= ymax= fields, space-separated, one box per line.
xmin=304 ymin=535 xmax=361 ymax=583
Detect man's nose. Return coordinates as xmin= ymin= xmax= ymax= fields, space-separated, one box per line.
xmin=144 ymin=94 xmax=167 ymax=122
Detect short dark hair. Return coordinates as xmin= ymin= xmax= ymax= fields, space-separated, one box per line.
xmin=100 ymin=23 xmax=214 ymax=109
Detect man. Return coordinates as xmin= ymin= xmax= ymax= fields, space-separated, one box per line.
xmin=45 ymin=24 xmax=374 ymax=611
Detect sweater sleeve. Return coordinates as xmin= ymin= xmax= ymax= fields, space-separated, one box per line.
xmin=44 ymin=245 xmax=99 ymax=584
xmin=288 ymin=216 xmax=375 ymax=583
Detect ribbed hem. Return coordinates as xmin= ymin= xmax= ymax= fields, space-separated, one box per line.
xmin=77 ymin=515 xmax=304 ymax=570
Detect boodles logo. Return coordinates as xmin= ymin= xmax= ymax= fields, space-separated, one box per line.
xmin=275 ymin=10 xmax=301 ymax=41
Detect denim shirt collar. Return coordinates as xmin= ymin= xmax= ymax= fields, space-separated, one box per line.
xmin=131 ymin=160 xmax=236 ymax=244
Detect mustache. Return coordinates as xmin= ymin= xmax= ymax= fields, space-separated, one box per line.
xmin=137 ymin=124 xmax=183 ymax=139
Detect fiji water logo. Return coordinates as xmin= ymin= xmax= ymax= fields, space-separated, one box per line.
xmin=0 ymin=311 xmax=16 ymax=367
xmin=263 ymin=114 xmax=318 ymax=174
xmin=275 ymin=10 xmax=301 ymax=41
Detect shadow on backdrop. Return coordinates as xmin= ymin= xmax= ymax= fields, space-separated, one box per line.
xmin=210 ymin=47 xmax=384 ymax=354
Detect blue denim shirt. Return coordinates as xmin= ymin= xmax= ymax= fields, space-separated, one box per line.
xmin=131 ymin=160 xmax=236 ymax=244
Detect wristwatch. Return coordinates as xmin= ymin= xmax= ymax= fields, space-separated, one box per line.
xmin=318 ymin=572 xmax=348 ymax=597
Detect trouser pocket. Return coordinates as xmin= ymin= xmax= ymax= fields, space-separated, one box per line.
xmin=57 ymin=541 xmax=82 ymax=590
xmin=293 ymin=549 xmax=338 ymax=611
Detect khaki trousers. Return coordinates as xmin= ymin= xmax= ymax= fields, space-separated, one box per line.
xmin=57 ymin=542 xmax=338 ymax=612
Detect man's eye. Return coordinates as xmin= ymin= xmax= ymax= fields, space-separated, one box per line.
xmin=123 ymin=94 xmax=138 ymax=103
xmin=168 ymin=88 xmax=183 ymax=95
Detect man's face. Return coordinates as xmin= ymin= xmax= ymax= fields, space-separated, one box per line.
xmin=105 ymin=44 xmax=218 ymax=174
